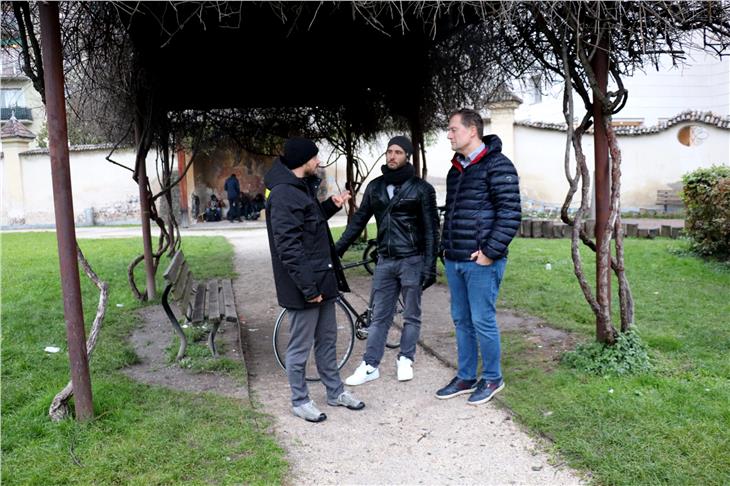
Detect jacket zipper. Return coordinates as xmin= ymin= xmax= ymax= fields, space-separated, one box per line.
xmin=448 ymin=169 xmax=464 ymax=255
xmin=386 ymin=208 xmax=392 ymax=257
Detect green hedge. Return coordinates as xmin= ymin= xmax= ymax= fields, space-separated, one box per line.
xmin=682 ymin=165 xmax=730 ymax=260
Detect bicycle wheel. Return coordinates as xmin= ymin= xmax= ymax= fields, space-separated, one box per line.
xmin=272 ymin=298 xmax=355 ymax=382
xmin=362 ymin=240 xmax=378 ymax=275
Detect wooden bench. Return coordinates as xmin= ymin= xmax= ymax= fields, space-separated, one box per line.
xmin=656 ymin=188 xmax=683 ymax=212
xmin=161 ymin=250 xmax=238 ymax=360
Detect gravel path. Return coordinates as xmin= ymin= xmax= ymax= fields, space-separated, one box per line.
xmin=229 ymin=228 xmax=584 ymax=485
xmin=73 ymin=223 xmax=584 ymax=484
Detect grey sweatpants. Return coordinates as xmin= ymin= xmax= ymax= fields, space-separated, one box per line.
xmin=286 ymin=300 xmax=344 ymax=407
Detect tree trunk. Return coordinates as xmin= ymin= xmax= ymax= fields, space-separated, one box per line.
xmin=49 ymin=245 xmax=108 ymax=421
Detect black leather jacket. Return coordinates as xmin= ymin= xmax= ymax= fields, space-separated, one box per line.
xmin=335 ymin=175 xmax=439 ymax=277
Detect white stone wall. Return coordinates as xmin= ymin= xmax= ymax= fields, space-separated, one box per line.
xmin=513 ymin=123 xmax=730 ymax=210
xmin=3 ymin=120 xmax=727 ymax=226
xmin=322 ymin=119 xmax=729 ymax=212
xmin=1 ymin=146 xmax=159 ymax=226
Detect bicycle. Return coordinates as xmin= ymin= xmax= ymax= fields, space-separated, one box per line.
xmin=272 ymin=258 xmax=404 ymax=381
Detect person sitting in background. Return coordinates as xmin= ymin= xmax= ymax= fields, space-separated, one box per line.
xmin=239 ymin=192 xmax=254 ymax=220
xmin=250 ymin=193 xmax=265 ymax=219
xmin=205 ymin=194 xmax=222 ymax=222
xmin=240 ymin=192 xmax=265 ymax=220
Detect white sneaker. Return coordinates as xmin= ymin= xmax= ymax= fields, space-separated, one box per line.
xmin=345 ymin=361 xmax=379 ymax=386
xmin=397 ymin=356 xmax=414 ymax=381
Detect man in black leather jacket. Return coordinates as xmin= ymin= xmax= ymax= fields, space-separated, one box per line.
xmin=335 ymin=136 xmax=439 ymax=385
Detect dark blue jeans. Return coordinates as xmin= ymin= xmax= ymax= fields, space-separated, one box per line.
xmin=444 ymin=257 xmax=507 ymax=382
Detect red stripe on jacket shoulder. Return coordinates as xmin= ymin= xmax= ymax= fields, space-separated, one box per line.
xmin=450 ymin=146 xmax=489 ymax=173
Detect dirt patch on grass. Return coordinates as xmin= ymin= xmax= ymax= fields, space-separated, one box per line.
xmin=122 ymin=305 xmax=249 ymax=402
xmin=500 ymin=310 xmax=580 ymax=371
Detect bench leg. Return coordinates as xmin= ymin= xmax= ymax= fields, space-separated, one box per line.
xmin=162 ymin=284 xmax=188 ymax=360
xmin=207 ymin=320 xmax=221 ymax=358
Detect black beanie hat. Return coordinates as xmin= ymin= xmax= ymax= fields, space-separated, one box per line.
xmin=281 ymin=137 xmax=319 ymax=170
xmin=387 ymin=135 xmax=414 ymax=156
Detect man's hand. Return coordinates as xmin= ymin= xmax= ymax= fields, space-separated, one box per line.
xmin=421 ymin=272 xmax=437 ymax=290
xmin=470 ymin=249 xmax=493 ymax=266
xmin=331 ymin=190 xmax=352 ymax=208
xmin=307 ymin=294 xmax=324 ymax=303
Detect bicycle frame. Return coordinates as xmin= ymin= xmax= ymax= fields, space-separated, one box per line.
xmin=336 ymin=292 xmax=360 ymax=319
xmin=340 ymin=258 xmax=375 ymax=271
xmin=337 ymin=287 xmax=403 ymax=348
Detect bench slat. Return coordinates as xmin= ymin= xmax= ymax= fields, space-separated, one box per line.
xmin=179 ymin=276 xmax=195 ymax=321
xmin=206 ymin=280 xmax=221 ymax=324
xmin=172 ymin=263 xmax=190 ymax=300
xmin=221 ymin=279 xmax=237 ymax=322
xmin=191 ymin=282 xmax=206 ymax=324
xmin=163 ymin=251 xmax=185 ymax=284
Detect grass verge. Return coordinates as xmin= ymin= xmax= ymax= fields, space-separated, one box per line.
xmin=1 ymin=232 xmax=285 ymax=485
xmin=498 ymin=238 xmax=730 ymax=485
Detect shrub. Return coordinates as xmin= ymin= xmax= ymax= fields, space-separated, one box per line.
xmin=561 ymin=331 xmax=652 ymax=376
xmin=682 ymin=165 xmax=730 ymax=260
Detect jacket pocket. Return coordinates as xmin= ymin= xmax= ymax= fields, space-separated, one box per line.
xmin=313 ymin=267 xmax=336 ymax=299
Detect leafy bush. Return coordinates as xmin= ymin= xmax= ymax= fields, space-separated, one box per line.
xmin=682 ymin=165 xmax=730 ymax=260
xmin=561 ymin=331 xmax=652 ymax=376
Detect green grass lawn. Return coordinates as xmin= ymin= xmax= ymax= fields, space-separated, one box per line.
xmin=1 ymin=233 xmax=285 ymax=485
xmin=5 ymin=228 xmax=728 ymax=485
xmin=498 ymin=238 xmax=730 ymax=485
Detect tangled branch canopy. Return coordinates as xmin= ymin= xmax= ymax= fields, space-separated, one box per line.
xmin=2 ymin=1 xmax=728 ymax=149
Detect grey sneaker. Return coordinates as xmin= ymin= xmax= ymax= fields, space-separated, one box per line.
xmin=292 ymin=400 xmax=327 ymax=423
xmin=327 ymin=390 xmax=365 ymax=410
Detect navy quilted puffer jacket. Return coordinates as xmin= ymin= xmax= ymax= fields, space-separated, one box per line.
xmin=441 ymin=134 xmax=522 ymax=261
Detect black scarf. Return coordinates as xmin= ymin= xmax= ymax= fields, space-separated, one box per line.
xmin=381 ymin=163 xmax=415 ymax=185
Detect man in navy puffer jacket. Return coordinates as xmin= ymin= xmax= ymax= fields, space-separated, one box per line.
xmin=435 ymin=108 xmax=521 ymax=405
